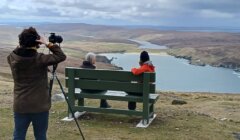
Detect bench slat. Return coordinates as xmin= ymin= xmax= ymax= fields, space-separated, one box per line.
xmin=65 ymin=67 xmax=155 ymax=82
xmin=66 ymin=80 xmax=156 ymax=93
xmin=75 ymin=92 xmax=159 ymax=103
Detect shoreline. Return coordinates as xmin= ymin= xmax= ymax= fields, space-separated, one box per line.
xmin=101 ymin=52 xmax=240 ymax=94
xmin=99 ymin=49 xmax=240 ymax=73
xmin=131 ymin=38 xmax=240 ymax=72
xmin=167 ymin=52 xmax=240 ymax=73
xmin=120 ymin=51 xmax=169 ymax=56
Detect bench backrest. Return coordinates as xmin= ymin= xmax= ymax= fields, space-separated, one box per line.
xmin=65 ymin=67 xmax=156 ymax=94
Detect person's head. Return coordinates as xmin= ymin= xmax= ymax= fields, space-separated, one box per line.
xmin=139 ymin=51 xmax=150 ymax=65
xmin=18 ymin=27 xmax=40 ymax=48
xmin=85 ymin=52 xmax=96 ymax=64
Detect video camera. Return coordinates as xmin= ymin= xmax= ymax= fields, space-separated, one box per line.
xmin=48 ymin=33 xmax=63 ymax=44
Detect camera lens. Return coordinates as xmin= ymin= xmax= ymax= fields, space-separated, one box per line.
xmin=49 ymin=33 xmax=63 ymax=44
xmin=56 ymin=36 xmax=63 ymax=43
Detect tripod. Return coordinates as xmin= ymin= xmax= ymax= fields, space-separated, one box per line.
xmin=49 ymin=64 xmax=85 ymax=140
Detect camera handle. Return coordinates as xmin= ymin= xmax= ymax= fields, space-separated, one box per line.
xmin=49 ymin=64 xmax=85 ymax=140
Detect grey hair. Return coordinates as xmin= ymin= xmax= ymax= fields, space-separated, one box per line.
xmin=85 ymin=52 xmax=96 ymax=63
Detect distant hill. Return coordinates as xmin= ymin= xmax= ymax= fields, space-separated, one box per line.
xmin=1 ymin=23 xmax=240 ymax=72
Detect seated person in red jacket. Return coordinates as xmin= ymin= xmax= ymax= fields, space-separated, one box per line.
xmin=128 ymin=51 xmax=155 ymax=110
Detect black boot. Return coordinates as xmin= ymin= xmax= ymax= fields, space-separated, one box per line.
xmin=100 ymin=99 xmax=111 ymax=108
xmin=128 ymin=102 xmax=136 ymax=110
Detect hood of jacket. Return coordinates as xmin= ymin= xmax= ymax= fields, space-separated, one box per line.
xmin=143 ymin=61 xmax=155 ymax=71
xmin=10 ymin=48 xmax=38 ymax=69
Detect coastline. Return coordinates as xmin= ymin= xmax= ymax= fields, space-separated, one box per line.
xmin=141 ymin=31 xmax=240 ymax=73
xmin=121 ymin=52 xmax=169 ymax=56
xmin=167 ymin=51 xmax=240 ymax=73
xmin=98 ymin=41 xmax=240 ymax=73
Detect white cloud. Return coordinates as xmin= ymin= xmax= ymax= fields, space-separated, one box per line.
xmin=0 ymin=0 xmax=239 ymax=26
xmin=200 ymin=9 xmax=235 ymax=18
xmin=0 ymin=0 xmax=7 ymax=8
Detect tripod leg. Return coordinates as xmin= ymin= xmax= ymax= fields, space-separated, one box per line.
xmin=55 ymin=75 xmax=85 ymax=140
xmin=49 ymin=72 xmax=55 ymax=96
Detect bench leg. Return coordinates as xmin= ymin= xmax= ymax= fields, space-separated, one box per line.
xmin=68 ymin=108 xmax=73 ymax=118
xmin=136 ymin=103 xmax=156 ymax=128
xmin=143 ymin=116 xmax=150 ymax=125
xmin=143 ymin=101 xmax=150 ymax=123
xmin=143 ymin=103 xmax=156 ymax=124
xmin=63 ymin=99 xmax=86 ymax=121
xmin=62 ymin=110 xmax=86 ymax=121
xmin=136 ymin=114 xmax=157 ymax=128
xmin=149 ymin=103 xmax=154 ymax=118
xmin=67 ymin=98 xmax=84 ymax=118
xmin=63 ymin=98 xmax=86 ymax=121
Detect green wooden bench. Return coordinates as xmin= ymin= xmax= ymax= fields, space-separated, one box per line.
xmin=64 ymin=67 xmax=159 ymax=127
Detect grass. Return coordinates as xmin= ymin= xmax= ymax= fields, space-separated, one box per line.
xmin=1 ymin=92 xmax=240 ymax=140
xmin=64 ymin=41 xmax=140 ymax=53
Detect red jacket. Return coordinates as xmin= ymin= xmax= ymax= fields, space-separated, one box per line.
xmin=131 ymin=61 xmax=155 ymax=75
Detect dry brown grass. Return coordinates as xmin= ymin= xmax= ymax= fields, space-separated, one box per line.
xmin=1 ymin=92 xmax=240 ymax=140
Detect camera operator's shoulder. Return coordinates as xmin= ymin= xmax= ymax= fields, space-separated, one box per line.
xmin=36 ymin=53 xmax=46 ymax=60
xmin=36 ymin=48 xmax=66 ymax=66
xmin=35 ymin=53 xmax=53 ymax=66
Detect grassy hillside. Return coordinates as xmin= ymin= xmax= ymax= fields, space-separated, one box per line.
xmin=135 ymin=31 xmax=240 ymax=70
xmin=1 ymin=92 xmax=240 ymax=140
xmin=2 ymin=23 xmax=240 ymax=71
xmin=167 ymin=46 xmax=240 ymax=69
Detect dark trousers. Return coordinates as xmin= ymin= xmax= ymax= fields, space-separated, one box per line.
xmin=13 ymin=111 xmax=49 ymax=140
xmin=127 ymin=92 xmax=142 ymax=110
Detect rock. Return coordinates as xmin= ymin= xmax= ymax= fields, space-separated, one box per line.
xmin=96 ymin=55 xmax=123 ymax=70
xmin=52 ymin=94 xmax=65 ymax=102
xmin=235 ymin=68 xmax=240 ymax=72
xmin=174 ymin=55 xmax=192 ymax=60
xmin=189 ymin=60 xmax=206 ymax=66
xmin=96 ymin=55 xmax=113 ymax=64
xmin=229 ymin=119 xmax=234 ymax=122
xmin=220 ymin=118 xmax=227 ymax=121
xmin=171 ymin=100 xmax=187 ymax=105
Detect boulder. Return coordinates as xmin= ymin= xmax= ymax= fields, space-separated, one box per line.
xmin=172 ymin=99 xmax=187 ymax=105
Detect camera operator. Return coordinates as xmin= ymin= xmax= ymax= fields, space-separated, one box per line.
xmin=7 ymin=27 xmax=66 ymax=140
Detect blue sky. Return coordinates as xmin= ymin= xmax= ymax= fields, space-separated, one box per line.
xmin=0 ymin=0 xmax=240 ymax=27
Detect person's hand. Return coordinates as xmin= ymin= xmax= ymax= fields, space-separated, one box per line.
xmin=36 ymin=36 xmax=47 ymax=46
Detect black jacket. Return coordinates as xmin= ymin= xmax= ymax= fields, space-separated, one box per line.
xmin=80 ymin=61 xmax=96 ymax=69
xmin=80 ymin=60 xmax=105 ymax=93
